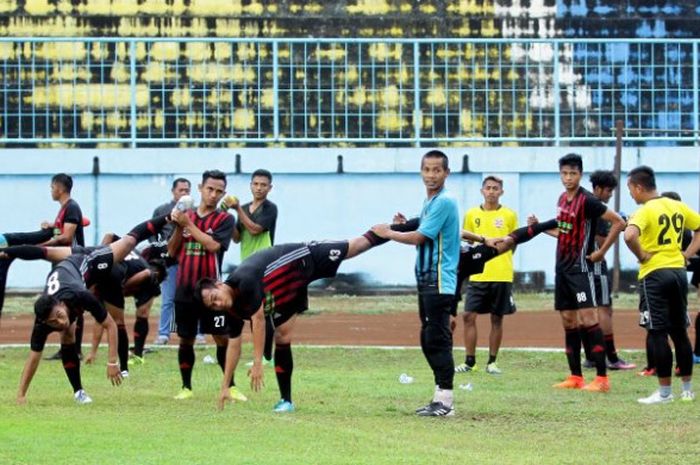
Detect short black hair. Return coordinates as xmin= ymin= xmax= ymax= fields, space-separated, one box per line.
xmin=202 ymin=170 xmax=227 ymax=187
xmin=589 ymin=170 xmax=618 ymax=190
xmin=193 ymin=277 xmax=218 ymax=306
xmin=558 ymin=153 xmax=583 ymax=173
xmin=482 ymin=175 xmax=503 ymax=187
xmin=628 ymin=165 xmax=656 ymax=191
xmin=251 ymin=169 xmax=272 ymax=183
xmin=661 ymin=191 xmax=681 ymax=201
xmin=172 ymin=177 xmax=191 ymax=190
xmin=51 ymin=173 xmax=73 ymax=193
xmin=421 ymin=150 xmax=449 ymax=170
xmin=34 ymin=294 xmax=58 ymax=321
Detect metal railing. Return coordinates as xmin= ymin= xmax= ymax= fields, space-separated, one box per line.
xmin=0 ymin=38 xmax=698 ymax=146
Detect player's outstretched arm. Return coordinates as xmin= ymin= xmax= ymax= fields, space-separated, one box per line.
xmin=218 ymin=335 xmax=243 ymax=411
xmin=17 ymin=350 xmax=42 ymax=405
xmin=248 ymin=304 xmax=266 ymax=392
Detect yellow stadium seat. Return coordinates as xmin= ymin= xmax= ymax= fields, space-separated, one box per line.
xmin=56 ymin=0 xmax=71 ymax=14
xmin=426 ymin=86 xmax=447 ymax=107
xmin=232 ymin=108 xmax=255 ymax=130
xmin=150 ymin=42 xmax=180 ymax=61
xmin=51 ymin=64 xmax=92 ymax=82
xmin=481 ymin=19 xmax=498 ymax=38
xmin=215 ymin=19 xmax=242 ymax=37
xmin=80 ymin=110 xmax=95 ymax=131
xmin=316 ymin=46 xmax=346 ymax=62
xmin=141 ymin=62 xmax=176 ymax=83
xmin=153 ymin=109 xmax=164 ymax=129
xmin=304 ymin=2 xmax=322 ymax=13
xmin=171 ymin=87 xmax=192 ymax=107
xmin=214 ymin=42 xmax=232 ymax=62
xmin=244 ymin=1 xmax=263 ymax=15
xmin=83 ymin=0 xmax=110 ymax=15
xmin=419 ymin=2 xmax=437 ymax=14
xmin=189 ymin=18 xmax=209 ymax=36
xmin=172 ymin=0 xmax=186 ymax=15
xmin=206 ymin=90 xmax=233 ymax=106
xmin=347 ymin=0 xmax=392 ymax=15
xmin=24 ymin=0 xmax=54 ymax=15
xmin=112 ymin=0 xmax=139 ymax=16
xmin=261 ymin=20 xmax=286 ymax=36
xmin=349 ymin=87 xmax=367 ymax=106
xmin=260 ymin=88 xmax=275 ymax=108
xmin=379 ymin=85 xmax=402 ymax=108
xmin=184 ymin=42 xmax=211 ymax=61
xmin=105 ymin=110 xmax=127 ymax=130
xmin=189 ymin=0 xmax=242 ymax=16
xmin=141 ymin=0 xmax=170 ymax=15
xmin=90 ymin=42 xmax=109 ymax=61
xmin=0 ymin=42 xmax=14 ymax=60
xmin=377 ymin=111 xmax=407 ymax=131
xmin=236 ymin=43 xmax=256 ymax=61
xmin=0 ymin=0 xmax=15 ymax=14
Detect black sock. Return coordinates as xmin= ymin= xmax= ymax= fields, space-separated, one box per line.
xmin=509 ymin=219 xmax=558 ymax=245
xmin=178 ymin=344 xmax=195 ymax=390
xmin=4 ymin=229 xmax=53 ymax=246
xmin=487 ymin=354 xmax=497 ymax=364
xmin=133 ymin=317 xmax=149 ymax=357
xmin=74 ymin=314 xmax=84 ymax=355
xmin=61 ymin=343 xmax=83 ymax=392
xmin=585 ymin=324 xmax=607 ymax=376
xmin=649 ymin=330 xmax=673 ymax=378
xmin=695 ymin=313 xmax=700 ymax=356
xmin=645 ymin=332 xmax=655 ymax=370
xmin=2 ymin=245 xmax=47 ymax=260
xmin=274 ymin=343 xmax=293 ymax=402
xmin=580 ymin=326 xmax=592 ymax=361
xmin=466 ymin=355 xmax=476 ymax=367
xmin=117 ymin=324 xmax=129 ymax=372
xmin=216 ymin=344 xmax=234 ymax=387
xmin=669 ymin=327 xmax=693 ymax=377
xmin=565 ymin=328 xmax=582 ymax=376
xmin=604 ymin=334 xmax=619 ymax=363
xmin=0 ymin=257 xmax=14 ymax=317
xmin=127 ymin=215 xmax=169 ymax=243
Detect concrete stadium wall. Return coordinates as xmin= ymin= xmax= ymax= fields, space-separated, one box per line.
xmin=2 ymin=146 xmax=699 ymax=289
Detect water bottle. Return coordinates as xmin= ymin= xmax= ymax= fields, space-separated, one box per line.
xmin=175 ymin=194 xmax=194 ymax=212
xmin=398 ymin=373 xmax=414 ymax=384
xmin=220 ymin=195 xmax=238 ymax=211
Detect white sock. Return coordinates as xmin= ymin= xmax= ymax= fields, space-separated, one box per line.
xmin=434 ymin=388 xmax=453 ymax=406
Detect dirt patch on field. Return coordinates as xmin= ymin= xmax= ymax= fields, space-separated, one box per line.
xmin=0 ymin=310 xmax=652 ymax=349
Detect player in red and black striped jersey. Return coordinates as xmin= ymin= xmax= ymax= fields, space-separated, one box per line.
xmin=167 ymin=170 xmax=236 ymax=400
xmin=546 ymin=154 xmax=626 ymax=392
xmin=1 ymin=213 xmax=170 ymax=404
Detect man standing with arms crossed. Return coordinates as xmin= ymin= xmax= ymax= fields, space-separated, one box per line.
xmin=550 ymin=154 xmax=625 ymax=392
xmin=168 ymin=170 xmax=236 ymax=400
xmin=373 ymin=150 xmax=461 ymax=416
xmin=455 ymin=176 xmax=517 ymax=375
xmin=624 ymin=166 xmax=700 ymax=404
xmin=151 ymin=178 xmax=191 ymax=345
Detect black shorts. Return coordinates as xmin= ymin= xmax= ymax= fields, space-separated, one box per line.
xmin=554 ymin=272 xmax=596 ymax=311
xmin=82 ymin=247 xmax=115 ymax=289
xmin=638 ymin=268 xmax=689 ymax=331
xmin=175 ymin=300 xmax=229 ymax=339
xmin=593 ymin=271 xmax=612 ymax=308
xmin=307 ymin=240 xmax=349 ymax=281
xmin=465 ymin=282 xmax=516 ymax=316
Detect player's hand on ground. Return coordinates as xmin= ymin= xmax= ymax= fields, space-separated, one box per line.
xmin=392 ymin=212 xmax=407 ymax=224
xmin=526 ymin=214 xmax=539 ymax=226
xmin=85 ymin=352 xmax=96 ymax=364
xmin=0 ymin=252 xmax=8 ymax=260
xmin=16 ymin=394 xmax=27 ymax=405
xmin=248 ymin=362 xmax=265 ymax=392
xmin=107 ymin=364 xmax=122 ymax=386
xmin=371 ymin=224 xmax=391 ymax=238
xmin=217 ymin=387 xmax=232 ymax=411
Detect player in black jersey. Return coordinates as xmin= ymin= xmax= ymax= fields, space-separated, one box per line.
xmin=194 ymin=220 xmax=550 ymax=412
xmin=85 ymin=238 xmax=167 ymax=374
xmin=1 ymin=215 xmax=170 ymax=404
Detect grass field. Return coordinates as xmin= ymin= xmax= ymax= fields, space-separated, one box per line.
xmin=1 ymin=345 xmax=699 ymax=465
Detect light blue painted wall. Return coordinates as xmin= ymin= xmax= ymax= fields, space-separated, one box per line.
xmin=2 ymin=147 xmax=699 ymax=288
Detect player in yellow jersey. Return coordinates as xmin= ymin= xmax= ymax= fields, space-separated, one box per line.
xmin=624 ymin=166 xmax=700 ymax=404
xmin=455 ymin=176 xmax=518 ymax=375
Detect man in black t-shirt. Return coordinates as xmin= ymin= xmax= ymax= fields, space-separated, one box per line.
xmin=543 ymin=155 xmax=626 ymax=392
xmin=2 ymin=214 xmax=170 ymax=405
